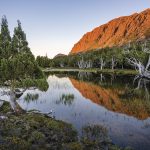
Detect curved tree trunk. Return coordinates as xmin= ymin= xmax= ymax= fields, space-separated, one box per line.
xmin=127 ymin=55 xmax=150 ymax=79
xmin=9 ymin=90 xmax=25 ymax=113
xmin=0 ymin=88 xmax=25 ymax=114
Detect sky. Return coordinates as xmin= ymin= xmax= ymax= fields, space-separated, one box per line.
xmin=0 ymin=0 xmax=150 ymax=58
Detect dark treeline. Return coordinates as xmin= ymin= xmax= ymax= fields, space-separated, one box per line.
xmin=36 ymin=55 xmax=52 ymax=68
xmin=0 ymin=16 xmax=48 ymax=90
xmin=36 ymin=40 xmax=150 ymax=71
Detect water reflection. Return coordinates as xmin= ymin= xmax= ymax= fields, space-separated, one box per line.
xmin=0 ymin=88 xmax=25 ymax=113
xmin=13 ymin=72 xmax=150 ymax=150
xmin=24 ymin=93 xmax=39 ymax=103
xmin=135 ymin=78 xmax=150 ymax=100
xmin=0 ymin=78 xmax=48 ymax=113
xmin=70 ymin=76 xmax=150 ymax=120
xmin=56 ymin=94 xmax=74 ymax=106
xmin=78 ymin=71 xmax=92 ymax=80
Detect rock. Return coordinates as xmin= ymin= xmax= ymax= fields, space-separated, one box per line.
xmin=0 ymin=115 xmax=8 ymax=120
xmin=0 ymin=100 xmax=4 ymax=108
xmin=70 ymin=8 xmax=150 ymax=54
xmin=51 ymin=134 xmax=58 ymax=141
xmin=15 ymin=89 xmax=21 ymax=93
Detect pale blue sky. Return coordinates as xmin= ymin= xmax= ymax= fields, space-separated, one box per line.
xmin=0 ymin=0 xmax=150 ymax=58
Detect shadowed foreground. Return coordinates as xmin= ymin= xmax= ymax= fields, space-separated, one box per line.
xmin=0 ymin=101 xmax=132 ymax=150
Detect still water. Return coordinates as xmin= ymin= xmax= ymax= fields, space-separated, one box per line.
xmin=18 ymin=72 xmax=150 ymax=150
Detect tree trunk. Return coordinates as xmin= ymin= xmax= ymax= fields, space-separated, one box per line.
xmin=127 ymin=56 xmax=150 ymax=79
xmin=100 ymin=56 xmax=105 ymax=70
xmin=111 ymin=57 xmax=117 ymax=70
xmin=9 ymin=90 xmax=25 ymax=113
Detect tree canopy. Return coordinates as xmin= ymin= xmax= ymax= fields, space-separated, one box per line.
xmin=0 ymin=16 xmax=45 ymax=88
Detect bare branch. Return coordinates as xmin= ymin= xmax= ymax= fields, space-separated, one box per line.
xmin=145 ymin=55 xmax=150 ymax=71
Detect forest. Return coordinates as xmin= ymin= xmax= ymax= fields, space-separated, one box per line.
xmin=37 ymin=39 xmax=150 ymax=78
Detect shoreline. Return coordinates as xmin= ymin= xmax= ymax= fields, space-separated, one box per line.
xmin=43 ymin=68 xmax=137 ymax=75
xmin=0 ymin=101 xmax=131 ymax=150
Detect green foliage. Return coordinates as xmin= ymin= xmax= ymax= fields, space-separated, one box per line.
xmin=45 ymin=40 xmax=150 ymax=71
xmin=34 ymin=79 xmax=49 ymax=91
xmin=0 ymin=16 xmax=11 ymax=59
xmin=21 ymin=78 xmax=49 ymax=91
xmin=36 ymin=55 xmax=52 ymax=68
xmin=12 ymin=20 xmax=31 ymax=55
xmin=21 ymin=78 xmax=35 ymax=87
xmin=0 ymin=112 xmax=78 ymax=149
xmin=0 ymin=16 xmax=46 ymax=89
xmin=81 ymin=125 xmax=109 ymax=142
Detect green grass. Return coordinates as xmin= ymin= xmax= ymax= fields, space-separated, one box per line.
xmin=43 ymin=68 xmax=137 ymax=75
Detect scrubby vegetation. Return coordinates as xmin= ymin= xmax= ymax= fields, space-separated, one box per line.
xmin=0 ymin=101 xmax=132 ymax=150
xmin=0 ymin=102 xmax=78 ymax=150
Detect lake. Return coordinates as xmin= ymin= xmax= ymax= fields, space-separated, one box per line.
xmin=14 ymin=72 xmax=150 ymax=150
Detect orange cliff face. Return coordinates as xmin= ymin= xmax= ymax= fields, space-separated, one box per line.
xmin=70 ymin=9 xmax=150 ymax=54
xmin=69 ymin=78 xmax=150 ymax=120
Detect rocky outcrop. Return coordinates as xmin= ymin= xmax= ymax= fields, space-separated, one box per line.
xmin=70 ymin=9 xmax=150 ymax=54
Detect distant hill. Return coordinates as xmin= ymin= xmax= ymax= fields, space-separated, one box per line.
xmin=53 ymin=53 xmax=66 ymax=59
xmin=70 ymin=8 xmax=150 ymax=54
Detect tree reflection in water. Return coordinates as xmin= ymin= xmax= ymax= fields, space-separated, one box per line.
xmin=78 ymin=71 xmax=92 ymax=81
xmin=120 ymin=77 xmax=150 ymax=101
xmin=134 ymin=78 xmax=150 ymax=100
xmin=0 ymin=79 xmax=49 ymax=114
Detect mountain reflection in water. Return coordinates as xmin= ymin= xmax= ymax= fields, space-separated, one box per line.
xmin=70 ymin=77 xmax=150 ymax=120
xmin=16 ymin=72 xmax=150 ymax=150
